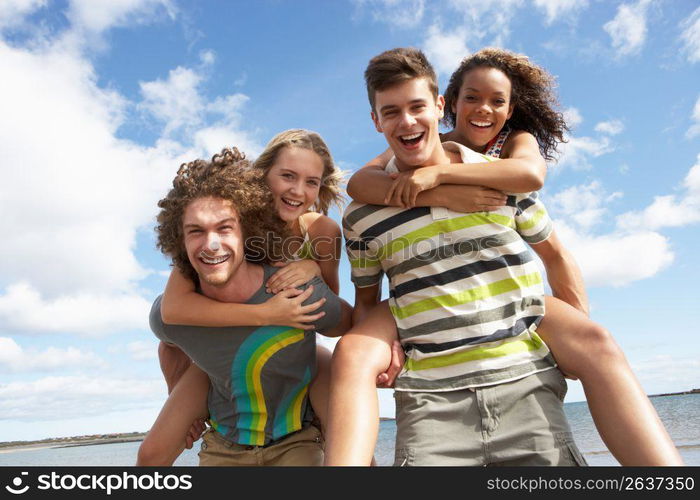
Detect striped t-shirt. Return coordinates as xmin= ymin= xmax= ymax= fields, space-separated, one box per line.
xmin=343 ymin=141 xmax=556 ymax=392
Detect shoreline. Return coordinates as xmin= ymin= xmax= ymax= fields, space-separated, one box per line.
xmin=2 ymin=391 xmax=697 ymax=453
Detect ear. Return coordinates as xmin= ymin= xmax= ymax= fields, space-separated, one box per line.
xmin=436 ymin=94 xmax=445 ymax=119
xmin=371 ymin=110 xmax=383 ymax=133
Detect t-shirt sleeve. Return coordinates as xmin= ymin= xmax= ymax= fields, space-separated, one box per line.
xmin=514 ymin=191 xmax=553 ymax=244
xmin=343 ymin=209 xmax=384 ymax=288
xmin=149 ymin=295 xmax=172 ymax=343
xmin=298 ymin=276 xmax=341 ymax=334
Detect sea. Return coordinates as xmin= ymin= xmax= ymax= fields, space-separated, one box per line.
xmin=1 ymin=394 xmax=698 ymax=467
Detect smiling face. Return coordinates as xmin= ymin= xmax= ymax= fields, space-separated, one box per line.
xmin=265 ymin=146 xmax=323 ymax=223
xmin=183 ymin=196 xmax=245 ymax=289
xmin=451 ymin=66 xmax=514 ymax=151
xmin=371 ymin=77 xmax=445 ymax=171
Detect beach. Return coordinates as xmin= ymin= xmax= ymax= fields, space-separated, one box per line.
xmin=0 ymin=393 xmax=697 ymax=466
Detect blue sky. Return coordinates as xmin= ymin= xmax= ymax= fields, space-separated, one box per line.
xmin=1 ymin=0 xmax=699 ymax=443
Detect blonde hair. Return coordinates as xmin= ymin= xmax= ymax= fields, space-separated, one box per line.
xmin=253 ymin=129 xmax=344 ymax=215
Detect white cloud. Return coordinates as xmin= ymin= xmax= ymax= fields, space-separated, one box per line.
xmin=632 ymin=355 xmax=700 ymax=390
xmin=66 ymin=0 xmax=177 ymax=34
xmin=554 ymin=134 xmax=614 ymax=170
xmin=448 ymin=0 xmax=525 ymax=47
xmin=0 ymin=376 xmax=164 ymax=421
xmin=686 ymin=95 xmax=700 ymax=139
xmin=352 ymin=0 xmax=426 ymax=29
xmin=139 ymin=66 xmax=206 ymax=135
xmin=0 ymin=337 xmax=104 ymax=373
xmin=680 ymin=6 xmax=700 ymax=64
xmin=547 ymin=181 xmax=622 ymax=231
xmin=554 ymin=222 xmax=674 ymax=287
xmin=563 ymin=106 xmax=583 ymax=128
xmin=0 ymin=283 xmax=150 ymax=336
xmin=533 ymin=0 xmax=589 ymax=25
xmin=616 ymin=155 xmax=700 ymax=231
xmin=603 ymin=0 xmax=653 ymax=57
xmin=126 ymin=340 xmax=159 ymax=361
xmin=595 ymin=119 xmax=624 ymax=135
xmin=0 ymin=15 xmax=263 ymax=336
xmin=422 ymin=24 xmax=470 ymax=76
xmin=0 ymin=0 xmax=47 ymax=30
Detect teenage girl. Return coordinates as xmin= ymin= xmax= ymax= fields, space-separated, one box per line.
xmin=138 ymin=129 xmax=355 ymax=465
xmin=343 ymin=48 xmax=682 ymax=466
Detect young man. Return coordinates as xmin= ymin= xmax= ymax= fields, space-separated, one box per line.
xmin=140 ymin=149 xmax=350 ymax=466
xmin=324 ymin=48 xmax=586 ymax=466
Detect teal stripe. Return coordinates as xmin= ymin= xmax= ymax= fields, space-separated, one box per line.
xmin=272 ymin=366 xmax=312 ymax=440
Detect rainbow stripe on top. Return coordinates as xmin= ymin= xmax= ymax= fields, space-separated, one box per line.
xmin=231 ymin=325 xmax=306 ymax=446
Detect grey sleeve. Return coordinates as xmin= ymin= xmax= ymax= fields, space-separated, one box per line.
xmin=149 ymin=295 xmax=170 ymax=343
xmin=299 ymin=276 xmax=341 ymax=334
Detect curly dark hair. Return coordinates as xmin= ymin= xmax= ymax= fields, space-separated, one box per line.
xmin=155 ymin=147 xmax=289 ymax=283
xmin=443 ymin=48 xmax=569 ymax=161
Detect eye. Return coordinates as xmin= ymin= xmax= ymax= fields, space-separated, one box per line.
xmin=307 ymin=180 xmax=320 ymax=187
xmin=464 ymin=95 xmax=477 ymax=102
xmin=282 ymin=173 xmax=294 ymax=179
xmin=412 ymin=104 xmax=426 ymax=112
xmin=187 ymin=229 xmax=202 ymax=235
xmin=494 ymin=99 xmax=506 ymax=106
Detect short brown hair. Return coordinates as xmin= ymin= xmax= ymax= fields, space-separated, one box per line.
xmin=443 ymin=48 xmax=569 ymax=162
xmin=155 ymin=147 xmax=288 ymax=283
xmin=364 ymin=47 xmax=439 ymax=112
xmin=253 ymin=129 xmax=344 ymax=215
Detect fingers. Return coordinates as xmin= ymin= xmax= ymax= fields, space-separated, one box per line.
xmin=384 ymin=177 xmax=400 ymax=206
xmin=300 ymin=296 xmax=326 ymax=313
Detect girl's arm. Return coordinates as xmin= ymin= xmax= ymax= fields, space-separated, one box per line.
xmin=161 ymin=267 xmax=327 ymax=330
xmin=347 ymin=131 xmax=546 ymax=207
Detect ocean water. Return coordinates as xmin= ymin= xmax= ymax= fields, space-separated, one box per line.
xmin=1 ymin=394 xmax=698 ymax=467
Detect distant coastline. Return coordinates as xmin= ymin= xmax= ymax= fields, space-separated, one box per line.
xmin=2 ymin=390 xmax=697 ymax=452
xmin=649 ymin=388 xmax=700 ymax=398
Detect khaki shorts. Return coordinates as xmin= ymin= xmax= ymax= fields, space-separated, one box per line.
xmin=394 ymin=368 xmax=587 ymax=466
xmin=198 ymin=425 xmax=324 ymax=466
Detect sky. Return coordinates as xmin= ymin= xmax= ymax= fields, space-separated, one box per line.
xmin=0 ymin=0 xmax=699 ymax=443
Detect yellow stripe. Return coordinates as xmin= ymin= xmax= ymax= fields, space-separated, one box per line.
xmin=390 ymin=272 xmax=542 ymax=320
xmin=377 ymin=213 xmax=515 ymax=261
xmin=407 ymin=333 xmax=545 ymax=371
xmin=250 ymin=332 xmax=305 ymax=445
xmin=517 ymin=208 xmax=547 ymax=231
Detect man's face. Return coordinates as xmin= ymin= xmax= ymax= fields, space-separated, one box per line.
xmin=182 ymin=196 xmax=245 ymax=288
xmin=371 ymin=77 xmax=445 ymax=170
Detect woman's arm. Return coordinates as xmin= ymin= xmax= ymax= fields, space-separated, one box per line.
xmin=349 ymin=131 xmax=546 ymax=207
xmin=161 ymin=267 xmax=327 ymax=329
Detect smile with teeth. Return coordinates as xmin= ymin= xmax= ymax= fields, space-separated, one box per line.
xmin=399 ymin=132 xmax=424 ymax=145
xmin=470 ymin=120 xmax=493 ymax=128
xmin=282 ymin=197 xmax=303 ymax=208
xmin=199 ymin=252 xmax=230 ymax=265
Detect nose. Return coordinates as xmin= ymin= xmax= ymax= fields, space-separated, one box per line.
xmin=476 ymin=101 xmax=491 ymax=114
xmin=206 ymin=232 xmax=221 ymax=252
xmin=399 ymin=111 xmax=417 ymax=128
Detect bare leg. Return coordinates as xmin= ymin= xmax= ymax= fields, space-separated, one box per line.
xmin=538 ymin=296 xmax=683 ymax=465
xmin=136 ymin=364 xmax=209 ymax=466
xmin=324 ymin=300 xmax=397 ymax=466
xmin=309 ymin=344 xmax=333 ymax=434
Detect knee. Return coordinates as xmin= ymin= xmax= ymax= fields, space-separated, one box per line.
xmin=584 ymin=323 xmax=625 ymax=363
xmin=136 ymin=435 xmax=172 ymax=466
xmin=332 ymin=334 xmax=388 ymax=376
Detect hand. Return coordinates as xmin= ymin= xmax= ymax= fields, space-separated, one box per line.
xmin=376 ymin=340 xmax=405 ymax=388
xmin=266 ymin=260 xmax=322 ymax=294
xmin=184 ymin=418 xmax=207 ymax=449
xmin=384 ymin=166 xmax=441 ymax=207
xmin=441 ymin=184 xmax=508 ymax=213
xmin=262 ymin=286 xmax=326 ymax=330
